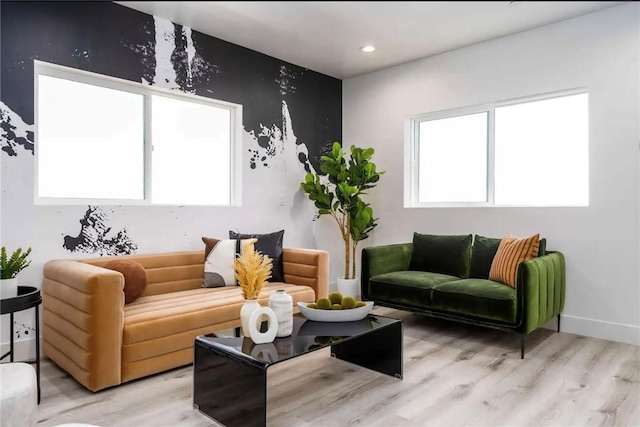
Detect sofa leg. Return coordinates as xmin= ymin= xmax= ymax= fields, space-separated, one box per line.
xmin=519 ymin=334 xmax=525 ymax=359
xmin=557 ymin=314 xmax=561 ymax=333
xmin=234 ymin=327 xmax=241 ymax=337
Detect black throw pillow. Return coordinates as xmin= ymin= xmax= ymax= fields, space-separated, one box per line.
xmin=229 ymin=230 xmax=285 ymax=283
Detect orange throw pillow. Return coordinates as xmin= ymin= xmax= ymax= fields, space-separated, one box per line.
xmin=489 ymin=233 xmax=540 ymax=288
xmin=104 ymin=259 xmax=148 ymax=304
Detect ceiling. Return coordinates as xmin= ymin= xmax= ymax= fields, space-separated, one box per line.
xmin=117 ymin=1 xmax=626 ymax=79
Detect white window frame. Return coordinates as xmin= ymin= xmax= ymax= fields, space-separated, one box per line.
xmin=404 ymin=87 xmax=588 ymax=208
xmin=34 ymin=60 xmax=243 ymax=206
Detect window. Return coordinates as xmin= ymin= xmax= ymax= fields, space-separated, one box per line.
xmin=150 ymin=96 xmax=231 ymax=205
xmin=35 ymin=61 xmax=242 ymax=206
xmin=405 ymin=90 xmax=588 ymax=207
xmin=417 ymin=112 xmax=488 ymax=203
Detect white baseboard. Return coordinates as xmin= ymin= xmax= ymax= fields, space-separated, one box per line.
xmin=0 ymin=336 xmax=39 ymax=362
xmin=555 ymin=314 xmax=640 ymax=346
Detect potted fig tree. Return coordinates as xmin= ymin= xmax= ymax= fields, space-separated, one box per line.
xmin=301 ymin=142 xmax=384 ymax=298
xmin=0 ymin=247 xmax=32 ymax=299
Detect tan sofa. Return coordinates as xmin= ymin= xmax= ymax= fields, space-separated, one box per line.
xmin=42 ymin=248 xmax=328 ymax=392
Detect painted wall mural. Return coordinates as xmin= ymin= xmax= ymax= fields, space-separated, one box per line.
xmin=1 ymin=1 xmax=341 ymax=266
xmin=0 ymin=101 xmax=34 ymax=156
xmin=0 ymin=1 xmax=341 ymax=172
xmin=0 ymin=2 xmax=341 ymax=352
xmin=63 ymin=206 xmax=138 ymax=256
xmin=14 ymin=321 xmax=36 ymax=340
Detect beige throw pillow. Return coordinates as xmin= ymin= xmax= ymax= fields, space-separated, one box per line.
xmin=202 ymin=237 xmax=257 ymax=287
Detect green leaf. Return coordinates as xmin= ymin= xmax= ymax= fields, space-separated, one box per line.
xmin=331 ymin=142 xmax=342 ymax=159
xmin=0 ymin=247 xmax=32 ymax=279
xmin=362 ymin=147 xmax=374 ymax=159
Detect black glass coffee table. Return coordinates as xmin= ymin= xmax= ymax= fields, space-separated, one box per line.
xmin=193 ymin=314 xmax=403 ymax=427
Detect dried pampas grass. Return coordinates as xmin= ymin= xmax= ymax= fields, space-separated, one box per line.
xmin=234 ymin=250 xmax=273 ymax=300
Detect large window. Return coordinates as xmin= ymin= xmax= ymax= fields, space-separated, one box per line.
xmin=35 ymin=61 xmax=242 ymax=206
xmin=405 ymin=91 xmax=588 ymax=207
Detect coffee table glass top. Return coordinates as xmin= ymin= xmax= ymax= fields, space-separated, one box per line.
xmin=196 ymin=314 xmax=399 ymax=367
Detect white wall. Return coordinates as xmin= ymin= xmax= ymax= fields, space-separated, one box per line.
xmin=343 ymin=4 xmax=640 ymax=345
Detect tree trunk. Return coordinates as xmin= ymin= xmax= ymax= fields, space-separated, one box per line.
xmin=344 ymin=235 xmax=350 ymax=279
xmin=344 ymin=213 xmax=351 ymax=279
xmin=351 ymin=241 xmax=357 ymax=281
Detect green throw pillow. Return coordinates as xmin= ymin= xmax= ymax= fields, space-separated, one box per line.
xmin=408 ymin=233 xmax=473 ymax=278
xmin=470 ymin=235 xmax=547 ymax=280
xmin=469 ymin=235 xmax=502 ymax=279
xmin=538 ymin=238 xmax=547 ymax=256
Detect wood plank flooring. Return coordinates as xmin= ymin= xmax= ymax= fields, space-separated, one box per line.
xmin=35 ymin=307 xmax=640 ymax=426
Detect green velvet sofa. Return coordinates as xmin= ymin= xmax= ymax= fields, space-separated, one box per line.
xmin=361 ymin=234 xmax=565 ymax=358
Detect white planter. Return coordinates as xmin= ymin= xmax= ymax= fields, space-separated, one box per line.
xmin=0 ymin=278 xmax=18 ymax=299
xmin=337 ymin=277 xmax=359 ymax=299
xmin=268 ymin=290 xmax=293 ymax=337
xmin=241 ymin=300 xmax=279 ymax=344
xmin=247 ymin=306 xmax=278 ymax=344
xmin=240 ymin=300 xmax=261 ymax=337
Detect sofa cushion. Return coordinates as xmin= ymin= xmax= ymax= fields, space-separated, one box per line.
xmin=409 ymin=233 xmax=472 ymax=278
xmin=103 ymin=259 xmax=147 ymax=304
xmin=369 ymin=271 xmax=460 ymax=307
xmin=469 ymin=235 xmax=502 ymax=279
xmin=431 ymin=279 xmax=518 ymax=324
xmin=202 ymin=238 xmax=257 ymax=287
xmin=121 ymin=283 xmax=314 ymax=363
xmin=489 ymin=233 xmax=540 ymax=288
xmin=471 ymin=235 xmax=547 ymax=279
xmin=230 ymin=230 xmax=285 ymax=283
xmin=538 ymin=238 xmax=546 ymax=256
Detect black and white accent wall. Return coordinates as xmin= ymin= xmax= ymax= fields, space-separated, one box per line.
xmin=0 ymin=2 xmax=342 ymax=348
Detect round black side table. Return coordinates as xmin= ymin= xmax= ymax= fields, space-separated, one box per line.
xmin=1 ymin=286 xmax=41 ymax=403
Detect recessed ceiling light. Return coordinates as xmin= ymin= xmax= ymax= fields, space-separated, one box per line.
xmin=360 ymin=45 xmax=376 ymax=53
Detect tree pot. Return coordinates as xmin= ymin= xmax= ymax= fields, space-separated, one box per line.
xmin=337 ymin=277 xmax=359 ymax=299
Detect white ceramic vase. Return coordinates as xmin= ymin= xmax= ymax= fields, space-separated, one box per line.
xmin=337 ymin=277 xmax=359 ymax=299
xmin=268 ymin=290 xmax=293 ymax=337
xmin=240 ymin=300 xmax=261 ymax=337
xmin=248 ymin=306 xmax=278 ymax=344
xmin=0 ymin=278 xmax=18 ymax=299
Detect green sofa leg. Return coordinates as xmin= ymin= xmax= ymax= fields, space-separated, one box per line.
xmin=557 ymin=314 xmax=561 ymax=333
xmin=520 ymin=333 xmax=525 ymax=359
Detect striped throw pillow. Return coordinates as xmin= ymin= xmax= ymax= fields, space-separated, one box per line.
xmin=489 ymin=233 xmax=540 ymax=288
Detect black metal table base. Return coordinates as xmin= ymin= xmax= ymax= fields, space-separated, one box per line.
xmin=1 ymin=286 xmax=42 ymax=403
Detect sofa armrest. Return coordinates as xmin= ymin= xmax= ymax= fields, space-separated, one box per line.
xmin=361 ymin=243 xmax=412 ymax=300
xmin=282 ymin=248 xmax=329 ymax=299
xmin=517 ymin=251 xmax=566 ymax=334
xmin=42 ymin=260 xmax=125 ymax=391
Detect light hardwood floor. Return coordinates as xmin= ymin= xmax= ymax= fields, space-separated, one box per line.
xmin=36 ymin=307 xmax=640 ymax=427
